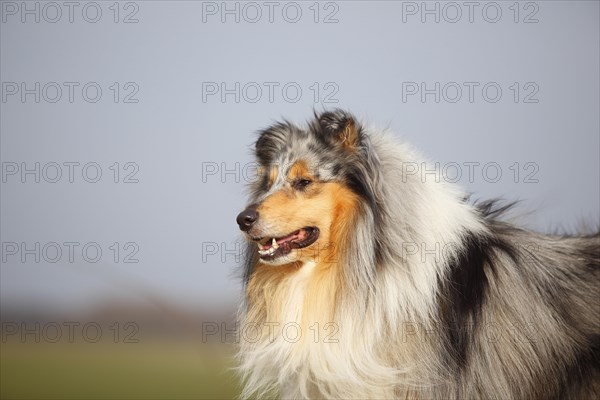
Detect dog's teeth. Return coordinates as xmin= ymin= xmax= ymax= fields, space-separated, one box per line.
xmin=258 ymin=248 xmax=276 ymax=256
xmin=257 ymin=239 xmax=279 ymax=257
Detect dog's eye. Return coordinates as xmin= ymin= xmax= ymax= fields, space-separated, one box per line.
xmin=293 ymin=178 xmax=312 ymax=190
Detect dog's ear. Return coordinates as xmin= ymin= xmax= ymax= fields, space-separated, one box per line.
xmin=255 ymin=121 xmax=293 ymax=164
xmin=317 ymin=110 xmax=361 ymax=150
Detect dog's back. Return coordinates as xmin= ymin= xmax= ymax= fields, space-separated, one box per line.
xmin=438 ymin=217 xmax=600 ymax=399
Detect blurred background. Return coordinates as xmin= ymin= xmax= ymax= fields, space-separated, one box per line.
xmin=1 ymin=1 xmax=598 ymax=398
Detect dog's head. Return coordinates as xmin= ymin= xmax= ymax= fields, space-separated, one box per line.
xmin=236 ymin=110 xmax=377 ymax=266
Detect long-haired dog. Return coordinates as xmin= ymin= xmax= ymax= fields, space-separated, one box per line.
xmin=235 ymin=110 xmax=599 ymax=399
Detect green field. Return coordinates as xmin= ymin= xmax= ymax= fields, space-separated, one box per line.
xmin=1 ymin=340 xmax=241 ymax=399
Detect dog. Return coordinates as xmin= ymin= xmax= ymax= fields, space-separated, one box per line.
xmin=235 ymin=109 xmax=599 ymax=399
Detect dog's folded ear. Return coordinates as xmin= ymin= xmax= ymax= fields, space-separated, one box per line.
xmin=317 ymin=109 xmax=362 ymax=150
xmin=255 ymin=121 xmax=294 ymax=164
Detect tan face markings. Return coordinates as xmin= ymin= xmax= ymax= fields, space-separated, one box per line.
xmin=254 ymin=181 xmax=359 ymax=265
xmin=259 ymin=161 xmax=312 ymax=191
xmin=286 ymin=160 xmax=313 ymax=184
xmin=247 ymin=182 xmax=360 ymax=329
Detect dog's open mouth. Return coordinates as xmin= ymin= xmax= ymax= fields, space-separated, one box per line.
xmin=255 ymin=227 xmax=320 ymax=260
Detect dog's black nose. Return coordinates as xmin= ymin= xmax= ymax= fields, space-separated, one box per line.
xmin=236 ymin=208 xmax=258 ymax=232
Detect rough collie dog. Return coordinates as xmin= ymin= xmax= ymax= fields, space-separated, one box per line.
xmin=235 ymin=110 xmax=599 ymax=399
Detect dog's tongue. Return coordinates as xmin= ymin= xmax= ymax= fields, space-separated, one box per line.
xmin=262 ymin=229 xmax=307 ymax=250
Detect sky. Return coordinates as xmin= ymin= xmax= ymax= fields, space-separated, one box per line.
xmin=1 ymin=0 xmax=599 ymax=313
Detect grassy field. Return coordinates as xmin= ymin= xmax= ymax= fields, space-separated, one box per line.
xmin=1 ymin=340 xmax=241 ymax=399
